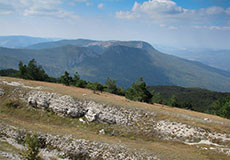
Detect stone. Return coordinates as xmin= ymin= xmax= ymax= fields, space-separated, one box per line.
xmin=99 ymin=129 xmax=105 ymax=135
xmin=79 ymin=118 xmax=85 ymax=124
xmin=26 ymin=91 xmax=151 ymax=126
xmin=27 ymin=91 xmax=87 ymax=118
xmin=0 ymin=87 xmax=4 ymax=96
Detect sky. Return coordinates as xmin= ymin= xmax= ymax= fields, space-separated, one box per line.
xmin=0 ymin=0 xmax=230 ymax=49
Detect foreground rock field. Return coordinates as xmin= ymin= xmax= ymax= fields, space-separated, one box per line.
xmin=0 ymin=77 xmax=230 ymax=160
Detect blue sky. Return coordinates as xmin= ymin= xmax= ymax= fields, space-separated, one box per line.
xmin=0 ymin=0 xmax=230 ymax=49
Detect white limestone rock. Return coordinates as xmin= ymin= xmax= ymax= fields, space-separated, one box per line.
xmin=0 ymin=87 xmax=4 ymax=96
xmin=27 ymin=91 xmax=87 ymax=118
xmin=26 ymin=91 xmax=152 ymax=126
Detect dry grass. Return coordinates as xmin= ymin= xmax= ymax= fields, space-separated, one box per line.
xmin=1 ymin=111 xmax=228 ymax=160
xmin=0 ymin=141 xmax=19 ymax=153
xmin=1 ymin=76 xmax=230 ymax=131
xmin=0 ymin=140 xmax=21 ymax=160
xmin=1 ymin=76 xmax=230 ymax=159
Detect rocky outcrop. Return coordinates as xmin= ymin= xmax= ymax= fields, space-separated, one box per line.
xmin=27 ymin=91 xmax=87 ymax=118
xmin=156 ymin=120 xmax=230 ymax=143
xmin=0 ymin=80 xmax=44 ymax=90
xmin=26 ymin=91 xmax=156 ymax=126
xmin=24 ymin=91 xmax=230 ymax=146
xmin=0 ymin=151 xmax=22 ymax=160
xmin=0 ymin=123 xmax=159 ymax=160
xmin=0 ymin=87 xmax=4 ymax=96
xmin=45 ymin=135 xmax=158 ymax=160
xmin=1 ymin=80 xmax=230 ymax=158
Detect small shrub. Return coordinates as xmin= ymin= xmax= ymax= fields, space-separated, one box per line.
xmin=16 ymin=130 xmax=26 ymax=145
xmin=5 ymin=100 xmax=20 ymax=108
xmin=23 ymin=133 xmax=41 ymax=160
xmin=130 ymin=136 xmax=136 ymax=140
xmin=67 ymin=151 xmax=90 ymax=160
xmin=0 ymin=132 xmax=3 ymax=138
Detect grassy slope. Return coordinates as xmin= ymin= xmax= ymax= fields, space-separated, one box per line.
xmin=0 ymin=77 xmax=230 ymax=160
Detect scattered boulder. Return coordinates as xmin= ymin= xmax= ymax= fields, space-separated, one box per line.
xmin=79 ymin=118 xmax=86 ymax=124
xmin=99 ymin=129 xmax=105 ymax=135
xmin=0 ymin=87 xmax=4 ymax=96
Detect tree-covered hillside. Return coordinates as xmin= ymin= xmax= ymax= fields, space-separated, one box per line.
xmin=148 ymin=85 xmax=230 ymax=112
xmin=1 ymin=39 xmax=230 ymax=91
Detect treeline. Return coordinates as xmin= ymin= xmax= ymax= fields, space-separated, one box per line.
xmin=148 ymin=86 xmax=230 ymax=118
xmin=0 ymin=69 xmax=18 ymax=77
xmin=0 ymin=59 xmax=56 ymax=82
xmin=0 ymin=59 xmax=230 ymax=119
xmin=56 ymin=71 xmax=125 ymax=96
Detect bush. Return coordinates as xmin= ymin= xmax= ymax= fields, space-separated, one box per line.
xmin=125 ymin=77 xmax=152 ymax=102
xmin=5 ymin=100 xmax=20 ymax=108
xmin=104 ymin=77 xmax=118 ymax=94
xmin=66 ymin=150 xmax=90 ymax=160
xmin=151 ymin=92 xmax=163 ymax=104
xmin=210 ymin=97 xmax=230 ymax=119
xmin=57 ymin=71 xmax=73 ymax=86
xmin=75 ymin=80 xmax=88 ymax=88
xmin=16 ymin=130 xmax=26 ymax=145
xmin=86 ymin=82 xmax=104 ymax=93
xmin=168 ymin=95 xmax=179 ymax=107
xmin=23 ymin=134 xmax=41 ymax=160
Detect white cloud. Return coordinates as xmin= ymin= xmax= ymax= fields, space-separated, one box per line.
xmin=98 ymin=3 xmax=104 ymax=9
xmin=192 ymin=25 xmax=230 ymax=31
xmin=116 ymin=0 xmax=230 ymax=26
xmin=117 ymin=0 xmax=185 ymax=20
xmin=0 ymin=0 xmax=79 ymax=19
xmin=0 ymin=11 xmax=12 ymax=15
xmin=226 ymin=8 xmax=230 ymax=15
xmin=132 ymin=0 xmax=184 ymax=17
xmin=168 ymin=26 xmax=177 ymax=30
xmin=116 ymin=11 xmax=139 ymax=19
xmin=205 ymin=6 xmax=225 ymax=15
xmin=69 ymin=0 xmax=91 ymax=7
xmin=86 ymin=2 xmax=92 ymax=6
xmin=0 ymin=2 xmax=14 ymax=15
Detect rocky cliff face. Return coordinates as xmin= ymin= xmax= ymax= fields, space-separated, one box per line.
xmin=0 ymin=78 xmax=230 ymax=160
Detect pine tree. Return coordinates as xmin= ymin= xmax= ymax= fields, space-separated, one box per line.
xmin=18 ymin=61 xmax=27 ymax=79
xmin=58 ymin=71 xmax=73 ymax=86
xmin=105 ymin=77 xmax=118 ymax=94
xmin=168 ymin=95 xmax=179 ymax=107
xmin=125 ymin=77 xmax=152 ymax=102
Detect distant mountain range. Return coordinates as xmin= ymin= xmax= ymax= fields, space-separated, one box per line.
xmin=1 ymin=36 xmax=230 ymax=92
xmin=0 ymin=36 xmax=58 ymax=48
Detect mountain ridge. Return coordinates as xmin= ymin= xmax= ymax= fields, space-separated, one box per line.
xmin=0 ymin=35 xmax=58 ymax=48
xmin=1 ymin=38 xmax=230 ymax=91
